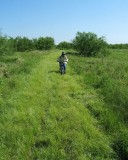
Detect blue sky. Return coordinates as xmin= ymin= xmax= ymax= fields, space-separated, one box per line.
xmin=0 ymin=0 xmax=128 ymax=44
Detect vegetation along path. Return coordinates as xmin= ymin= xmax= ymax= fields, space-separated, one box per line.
xmin=1 ymin=50 xmax=127 ymax=160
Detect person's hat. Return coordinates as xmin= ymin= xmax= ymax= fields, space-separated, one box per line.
xmin=62 ymin=51 xmax=65 ymax=55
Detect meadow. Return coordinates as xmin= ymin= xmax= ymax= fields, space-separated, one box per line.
xmin=0 ymin=49 xmax=128 ymax=160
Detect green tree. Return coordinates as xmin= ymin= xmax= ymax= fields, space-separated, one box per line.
xmin=72 ymin=32 xmax=108 ymax=57
xmin=0 ymin=34 xmax=14 ymax=55
xmin=56 ymin=41 xmax=73 ymax=49
xmin=13 ymin=37 xmax=34 ymax=52
xmin=37 ymin=37 xmax=54 ymax=50
xmin=108 ymin=43 xmax=128 ymax=49
xmin=32 ymin=38 xmax=38 ymax=50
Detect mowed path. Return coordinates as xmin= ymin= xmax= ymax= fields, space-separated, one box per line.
xmin=1 ymin=50 xmax=114 ymax=160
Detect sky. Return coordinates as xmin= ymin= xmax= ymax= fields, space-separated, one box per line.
xmin=0 ymin=0 xmax=128 ymax=44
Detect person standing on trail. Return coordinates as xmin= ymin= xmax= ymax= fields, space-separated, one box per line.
xmin=57 ymin=51 xmax=68 ymax=73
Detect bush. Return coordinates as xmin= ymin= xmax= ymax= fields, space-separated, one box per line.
xmin=37 ymin=37 xmax=55 ymax=50
xmin=56 ymin=41 xmax=73 ymax=49
xmin=72 ymin=32 xmax=109 ymax=57
xmin=13 ymin=36 xmax=34 ymax=52
xmin=0 ymin=34 xmax=14 ymax=56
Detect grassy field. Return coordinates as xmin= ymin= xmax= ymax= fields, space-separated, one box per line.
xmin=0 ymin=49 xmax=128 ymax=160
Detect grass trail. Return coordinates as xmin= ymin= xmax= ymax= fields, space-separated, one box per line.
xmin=0 ymin=51 xmax=116 ymax=159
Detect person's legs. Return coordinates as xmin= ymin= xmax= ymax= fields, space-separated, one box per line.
xmin=59 ymin=62 xmax=61 ymax=71
xmin=63 ymin=63 xmax=66 ymax=73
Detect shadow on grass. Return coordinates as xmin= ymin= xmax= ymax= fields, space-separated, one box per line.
xmin=34 ymin=140 xmax=50 ymax=148
xmin=48 ymin=70 xmax=60 ymax=74
xmin=0 ymin=56 xmax=18 ymax=63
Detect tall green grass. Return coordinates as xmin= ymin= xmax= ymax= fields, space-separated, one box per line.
xmin=0 ymin=49 xmax=127 ymax=159
xmin=68 ymin=49 xmax=128 ymax=159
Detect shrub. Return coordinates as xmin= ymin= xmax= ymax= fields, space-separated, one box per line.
xmin=37 ymin=37 xmax=55 ymax=50
xmin=13 ymin=36 xmax=34 ymax=52
xmin=72 ymin=32 xmax=109 ymax=57
xmin=0 ymin=34 xmax=14 ymax=56
xmin=56 ymin=41 xmax=73 ymax=49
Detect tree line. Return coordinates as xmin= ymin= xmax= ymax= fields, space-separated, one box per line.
xmin=108 ymin=43 xmax=128 ymax=49
xmin=0 ymin=34 xmax=55 ymax=55
xmin=1 ymin=32 xmax=128 ymax=56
